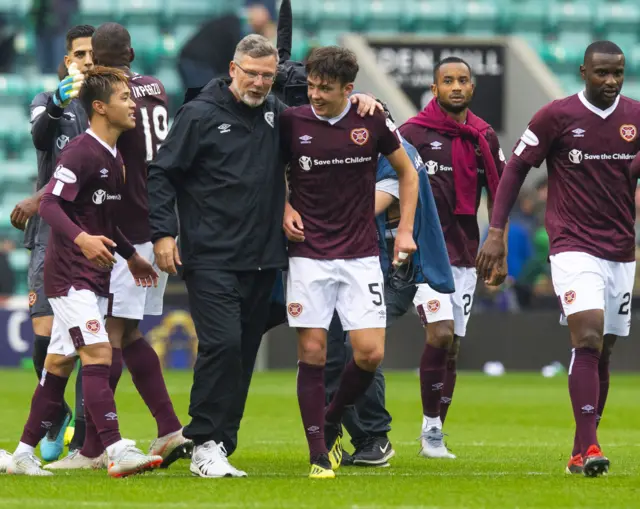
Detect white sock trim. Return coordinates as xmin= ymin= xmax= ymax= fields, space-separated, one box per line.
xmin=15 ymin=442 xmax=35 ymax=456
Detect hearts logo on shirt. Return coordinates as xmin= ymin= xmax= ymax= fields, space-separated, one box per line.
xmin=620 ymin=124 xmax=637 ymax=142
xmin=350 ymin=128 xmax=369 ymax=146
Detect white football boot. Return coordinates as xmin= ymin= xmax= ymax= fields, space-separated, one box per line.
xmin=6 ymin=452 xmax=53 ymax=476
xmin=107 ymin=439 xmax=163 ymax=478
xmin=190 ymin=441 xmax=247 ymax=478
xmin=149 ymin=429 xmax=193 ymax=468
xmin=45 ymin=449 xmax=107 ymax=470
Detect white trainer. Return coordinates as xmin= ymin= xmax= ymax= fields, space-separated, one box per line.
xmin=45 ymin=449 xmax=107 ymax=470
xmin=107 ymin=440 xmax=163 ymax=478
xmin=149 ymin=429 xmax=193 ymax=468
xmin=190 ymin=441 xmax=247 ymax=478
xmin=0 ymin=450 xmax=12 ymax=473
xmin=6 ymin=452 xmax=53 ymax=476
xmin=419 ymin=427 xmax=456 ymax=459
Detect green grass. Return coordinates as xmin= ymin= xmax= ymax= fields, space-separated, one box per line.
xmin=1 ymin=369 xmax=640 ymax=509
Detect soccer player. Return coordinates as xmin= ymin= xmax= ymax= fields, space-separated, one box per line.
xmin=45 ymin=22 xmax=191 ymax=471
xmin=281 ymin=46 xmax=419 ymax=479
xmin=477 ymin=41 xmax=640 ymax=477
xmin=399 ymin=56 xmax=507 ymax=458
xmin=9 ymin=24 xmax=95 ymax=461
xmin=325 ymin=105 xmax=454 ymax=468
xmin=5 ymin=67 xmax=162 ymax=477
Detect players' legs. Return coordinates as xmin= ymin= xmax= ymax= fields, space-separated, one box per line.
xmin=441 ymin=336 xmax=461 ymax=425
xmin=551 ymin=252 xmax=610 ymax=476
xmin=31 ymin=316 xmax=53 ymax=380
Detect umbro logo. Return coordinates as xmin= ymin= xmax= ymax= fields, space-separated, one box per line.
xmin=430 ymin=141 xmax=443 ymax=150
xmin=307 ymin=425 xmax=320 ymax=434
xmin=432 ymin=382 xmax=444 ymax=391
xmin=218 ymin=124 xmax=231 ymax=134
xmin=299 ymin=135 xmax=313 ymax=144
xmin=41 ymin=421 xmax=53 ymax=429
xmin=105 ymin=412 xmax=118 ymax=421
xmin=100 ymin=168 xmax=109 ymax=178
xmin=581 ymin=405 xmax=595 ymax=414
xmin=572 ymin=128 xmax=585 ymax=138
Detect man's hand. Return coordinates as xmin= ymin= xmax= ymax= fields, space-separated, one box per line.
xmin=153 ymin=236 xmax=182 ymax=275
xmin=10 ymin=196 xmax=39 ymax=231
xmin=485 ymin=256 xmax=508 ymax=287
xmin=74 ymin=232 xmax=117 ymax=269
xmin=392 ymin=228 xmax=417 ymax=266
xmin=476 ymin=227 xmax=507 ymax=283
xmin=127 ymin=252 xmax=159 ymax=288
xmin=350 ymin=93 xmax=384 ymax=117
xmin=283 ymin=202 xmax=304 ymax=242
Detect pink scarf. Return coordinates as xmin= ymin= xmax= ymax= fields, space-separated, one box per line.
xmin=404 ymin=99 xmax=499 ymax=215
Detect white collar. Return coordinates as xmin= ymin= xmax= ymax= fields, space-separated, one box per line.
xmin=87 ymin=129 xmax=117 ymax=158
xmin=312 ymin=100 xmax=351 ymax=125
xmin=578 ymin=90 xmax=620 ymax=119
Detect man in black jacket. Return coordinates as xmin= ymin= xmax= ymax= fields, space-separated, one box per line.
xmin=149 ymin=34 xmax=286 ymax=478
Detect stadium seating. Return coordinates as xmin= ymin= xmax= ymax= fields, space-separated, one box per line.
xmin=1 ymin=0 xmax=640 ymax=289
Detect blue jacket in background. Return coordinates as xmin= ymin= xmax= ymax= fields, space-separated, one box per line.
xmin=375 ymin=138 xmax=455 ymax=294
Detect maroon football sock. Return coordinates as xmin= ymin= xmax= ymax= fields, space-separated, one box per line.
xmin=568 ymin=348 xmax=600 ymax=457
xmin=20 ymin=371 xmax=69 ymax=447
xmin=297 ymin=362 xmax=328 ymax=458
xmin=420 ymin=344 xmax=448 ymax=418
xmin=82 ymin=363 xmax=122 ymax=450
xmin=123 ymin=339 xmax=181 ymax=437
xmin=325 ymin=360 xmax=375 ymax=424
xmin=81 ymin=349 xmax=123 ymax=457
xmin=440 ymin=357 xmax=457 ymax=424
xmin=571 ymin=353 xmax=609 ymax=457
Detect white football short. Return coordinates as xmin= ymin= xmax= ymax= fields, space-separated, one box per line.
xmin=48 ymin=287 xmax=109 ymax=357
xmin=413 ymin=266 xmax=478 ymax=338
xmin=109 ymin=241 xmax=168 ymax=320
xmin=286 ymin=256 xmax=387 ymax=331
xmin=550 ymin=252 xmax=636 ymax=337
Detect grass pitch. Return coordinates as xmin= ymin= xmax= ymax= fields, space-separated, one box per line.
xmin=1 ymin=369 xmax=639 ymax=509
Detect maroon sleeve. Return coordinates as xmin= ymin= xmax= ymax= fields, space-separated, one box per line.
xmin=39 ymin=192 xmax=84 ymax=242
xmin=512 ymin=103 xmax=559 ymax=168
xmin=489 ymin=155 xmax=533 ymax=229
xmin=113 ymin=227 xmax=136 ymax=260
xmin=631 ymin=152 xmax=640 ymax=179
xmin=486 ymin=128 xmax=506 ymax=177
xmin=376 ymin=111 xmax=401 ymax=156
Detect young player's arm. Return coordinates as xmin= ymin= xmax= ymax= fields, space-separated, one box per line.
xmin=279 ymin=109 xmax=305 ymax=242
xmin=384 ymin=145 xmax=419 ymax=264
xmin=147 ymin=102 xmax=202 ymax=274
xmin=39 ymin=164 xmax=117 ymax=269
xmin=477 ymin=104 xmax=557 ymax=281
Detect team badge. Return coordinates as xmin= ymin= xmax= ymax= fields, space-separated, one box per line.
xmin=264 ymin=111 xmax=275 ymax=128
xmin=28 ymin=291 xmax=37 ymax=307
xmin=620 ymin=124 xmax=637 ymax=142
xmin=350 ymin=128 xmax=369 ymax=146
xmin=564 ymin=290 xmax=576 ymax=305
xmin=86 ymin=319 xmax=101 ymax=333
xmin=427 ymin=300 xmax=441 ymax=313
xmin=288 ymin=303 xmax=303 ymax=317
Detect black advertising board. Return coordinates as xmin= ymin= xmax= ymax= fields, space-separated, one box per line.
xmin=368 ymin=39 xmax=505 ymax=132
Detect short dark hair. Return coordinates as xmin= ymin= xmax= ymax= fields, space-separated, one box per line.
xmin=305 ymin=46 xmax=359 ymax=86
xmin=92 ymin=22 xmax=132 ymax=67
xmin=79 ymin=66 xmax=129 ymax=119
xmin=65 ymin=25 xmax=95 ymax=53
xmin=584 ymin=41 xmax=624 ymax=64
xmin=433 ymin=56 xmax=473 ymax=83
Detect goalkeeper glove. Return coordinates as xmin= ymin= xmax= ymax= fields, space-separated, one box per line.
xmin=53 ymin=63 xmax=84 ymax=108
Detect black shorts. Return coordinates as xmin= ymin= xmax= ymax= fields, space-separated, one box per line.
xmin=27 ymin=243 xmax=53 ymax=318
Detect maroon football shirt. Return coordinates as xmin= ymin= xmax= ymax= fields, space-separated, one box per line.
xmin=513 ymin=91 xmax=640 ymax=262
xmin=281 ymin=103 xmax=401 ymax=259
xmin=400 ymin=122 xmax=505 ymax=267
xmin=116 ymin=74 xmax=168 ymax=244
xmin=43 ymin=131 xmax=127 ymax=297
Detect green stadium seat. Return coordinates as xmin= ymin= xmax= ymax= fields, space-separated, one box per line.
xmin=557 ymin=72 xmax=584 ymax=94
xmin=593 ymin=2 xmax=640 ymax=40
xmin=8 ymin=249 xmax=30 ymax=274
xmin=404 ymin=0 xmax=456 ymax=34
xmin=352 ymin=1 xmax=403 ymax=34
xmin=0 ymin=74 xmax=28 ymax=101
xmin=541 ymin=32 xmax=594 ymax=70
xmin=623 ymin=81 xmax=640 ymax=101
xmin=307 ymin=1 xmax=353 ymax=33
xmin=121 ymin=0 xmax=163 ymax=23
xmin=127 ymin=24 xmax=167 ymax=73
xmin=547 ymin=1 xmax=595 ymax=33
xmin=78 ymin=0 xmax=122 ymax=24
xmin=164 ymin=0 xmax=236 ymax=24
xmin=460 ymin=0 xmax=502 ymax=36
xmin=502 ymin=0 xmax=549 ymax=38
